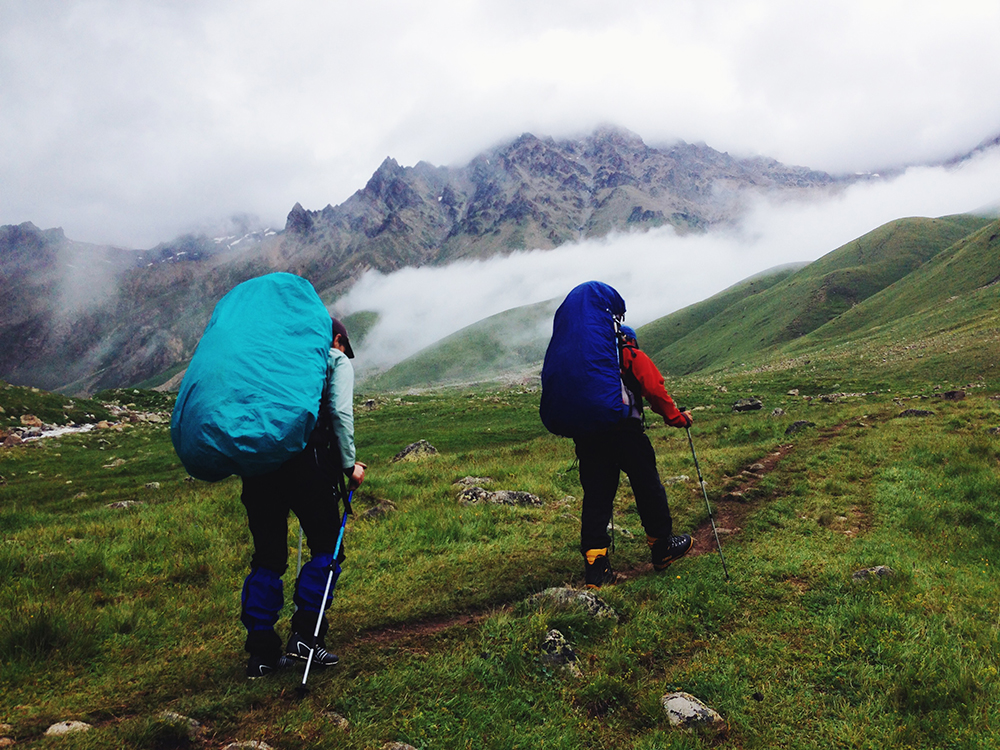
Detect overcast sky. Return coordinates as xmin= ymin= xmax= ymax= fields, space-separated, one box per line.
xmin=2 ymin=0 xmax=1000 ymax=249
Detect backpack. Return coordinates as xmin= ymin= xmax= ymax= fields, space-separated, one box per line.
xmin=539 ymin=281 xmax=631 ymax=437
xmin=170 ymin=273 xmax=333 ymax=481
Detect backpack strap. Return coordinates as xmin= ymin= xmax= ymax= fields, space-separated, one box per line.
xmin=619 ymin=343 xmax=646 ymax=429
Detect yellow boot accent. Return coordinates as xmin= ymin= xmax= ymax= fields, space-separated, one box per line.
xmin=646 ymin=535 xmax=658 ymax=548
xmin=585 ymin=548 xmax=608 ymax=565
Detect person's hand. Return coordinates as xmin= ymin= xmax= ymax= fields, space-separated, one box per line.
xmin=348 ymin=462 xmax=366 ymax=489
xmin=667 ymin=411 xmax=693 ymax=428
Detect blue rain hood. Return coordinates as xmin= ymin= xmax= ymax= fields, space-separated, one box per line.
xmin=171 ymin=273 xmax=332 ymax=481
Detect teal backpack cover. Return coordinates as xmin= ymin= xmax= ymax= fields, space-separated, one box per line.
xmin=170 ymin=273 xmax=332 ymax=481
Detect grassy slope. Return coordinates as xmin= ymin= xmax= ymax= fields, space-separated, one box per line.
xmin=646 ymin=215 xmax=993 ymax=376
xmin=733 ymin=217 xmax=1000 ymax=393
xmin=363 ymin=298 xmax=559 ymax=391
xmin=637 ymin=264 xmax=803 ymax=356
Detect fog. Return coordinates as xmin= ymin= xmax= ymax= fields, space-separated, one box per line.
xmin=2 ymin=1 xmax=999 ymax=248
xmin=340 ymin=148 xmax=1000 ymax=371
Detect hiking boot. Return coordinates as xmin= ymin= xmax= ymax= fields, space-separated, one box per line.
xmin=584 ymin=548 xmax=616 ymax=589
xmin=246 ymin=654 xmax=296 ymax=679
xmin=649 ymin=534 xmax=693 ymax=571
xmin=285 ymin=633 xmax=339 ymax=667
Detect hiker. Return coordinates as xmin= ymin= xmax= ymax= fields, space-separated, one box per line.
xmin=575 ymin=324 xmax=694 ymax=588
xmin=239 ymin=317 xmax=366 ymax=678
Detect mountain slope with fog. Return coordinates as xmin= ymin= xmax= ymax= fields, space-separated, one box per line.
xmin=2 ymin=125 xmax=991 ymax=395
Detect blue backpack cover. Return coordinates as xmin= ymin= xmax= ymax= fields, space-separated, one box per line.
xmin=170 ymin=273 xmax=332 ymax=481
xmin=539 ymin=281 xmax=629 ymax=437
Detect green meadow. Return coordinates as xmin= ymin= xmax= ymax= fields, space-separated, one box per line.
xmin=2 ymin=368 xmax=1000 ymax=749
xmin=2 ymin=213 xmax=1000 ymax=748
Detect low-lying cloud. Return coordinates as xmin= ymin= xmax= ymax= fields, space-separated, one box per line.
xmin=339 ymin=148 xmax=1000 ymax=372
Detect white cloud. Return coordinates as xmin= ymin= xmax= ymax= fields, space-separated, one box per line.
xmin=2 ymin=0 xmax=999 ymax=247
xmin=340 ymin=148 xmax=1000 ymax=371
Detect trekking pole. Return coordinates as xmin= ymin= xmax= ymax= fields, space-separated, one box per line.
xmin=296 ymin=489 xmax=352 ymax=698
xmin=685 ymin=428 xmax=731 ymax=582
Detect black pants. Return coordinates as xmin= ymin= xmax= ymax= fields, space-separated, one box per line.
xmin=574 ymin=421 xmax=673 ymax=552
xmin=241 ymin=448 xmax=343 ymax=574
xmin=240 ymin=448 xmax=344 ymax=657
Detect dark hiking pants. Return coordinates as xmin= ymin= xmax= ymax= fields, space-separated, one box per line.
xmin=240 ymin=448 xmax=344 ymax=659
xmin=574 ymin=420 xmax=673 ymax=553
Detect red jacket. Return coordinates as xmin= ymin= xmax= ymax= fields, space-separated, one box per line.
xmin=622 ymin=345 xmax=689 ymax=427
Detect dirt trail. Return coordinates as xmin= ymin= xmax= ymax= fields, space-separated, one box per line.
xmin=344 ymin=440 xmax=805 ymax=647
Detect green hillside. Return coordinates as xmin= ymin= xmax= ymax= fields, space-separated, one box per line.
xmin=645 ymin=214 xmax=993 ymax=375
xmin=362 ymin=298 xmax=560 ymax=391
xmin=767 ymin=217 xmax=1000 ymax=388
xmin=637 ymin=264 xmax=803 ymax=356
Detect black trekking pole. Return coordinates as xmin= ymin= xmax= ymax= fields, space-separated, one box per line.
xmin=296 ymin=489 xmax=352 ymax=699
xmin=685 ymin=427 xmax=731 ymax=582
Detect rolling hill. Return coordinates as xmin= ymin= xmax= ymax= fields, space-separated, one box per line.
xmin=361 ymin=298 xmax=560 ymax=392
xmin=641 ymin=214 xmax=995 ymax=375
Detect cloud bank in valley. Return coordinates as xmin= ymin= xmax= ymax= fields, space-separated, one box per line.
xmin=339 ymin=148 xmax=1000 ymax=371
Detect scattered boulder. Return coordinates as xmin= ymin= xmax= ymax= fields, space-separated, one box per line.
xmin=45 ymin=721 xmax=92 ymax=735
xmin=382 ymin=743 xmax=418 ymax=750
xmin=456 ymin=486 xmax=492 ymax=504
xmin=145 ymin=482 xmax=160 ymax=490
xmin=785 ymin=420 xmax=816 ymax=435
xmin=0 ymin=736 xmax=12 ymax=748
xmin=158 ymin=711 xmax=203 ymax=739
xmin=540 ymin=629 xmax=583 ymax=677
xmin=987 ymin=427 xmax=1000 ymax=435
xmin=747 ymin=463 xmax=766 ymax=473
xmin=787 ymin=389 xmax=800 ymax=396
xmin=361 ymin=500 xmax=397 ymax=519
xmin=661 ymin=692 xmax=725 ymax=731
xmin=322 ymin=711 xmax=349 ymax=729
xmin=771 ymin=407 xmax=785 ymax=416
xmin=223 ymin=742 xmax=274 ymax=750
xmin=852 ymin=565 xmax=896 ymax=580
xmin=457 ymin=487 xmax=543 ymax=507
xmin=2 ymin=434 xmax=22 ymax=448
xmin=530 ymin=587 xmax=620 ymax=621
xmin=453 ymin=476 xmax=493 ymax=487
xmin=487 ymin=490 xmax=543 ymax=507
xmin=732 ymin=398 xmax=763 ymax=412
xmin=391 ymin=440 xmax=438 ymax=462
xmin=106 ymin=500 xmax=144 ymax=509
xmin=942 ymin=390 xmax=966 ymax=401
xmin=664 ymin=475 xmax=689 ymax=485
xmin=19 ymin=414 xmax=43 ymax=427
xmin=898 ymin=409 xmax=935 ymax=418
xmin=102 ymin=458 xmax=126 ymax=468
xmin=721 ymin=491 xmax=746 ymax=502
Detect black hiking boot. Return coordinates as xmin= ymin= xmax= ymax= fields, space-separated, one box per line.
xmin=246 ymin=654 xmax=296 ymax=679
xmin=649 ymin=534 xmax=693 ymax=571
xmin=584 ymin=549 xmax=616 ymax=589
xmin=285 ymin=633 xmax=339 ymax=667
